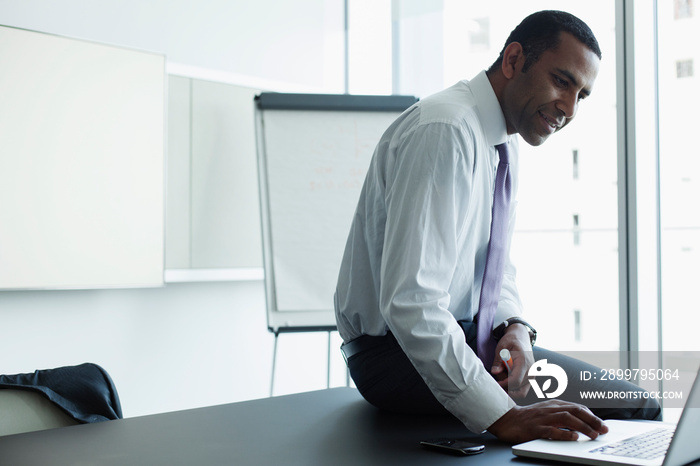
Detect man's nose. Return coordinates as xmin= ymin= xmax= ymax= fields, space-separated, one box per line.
xmin=557 ymin=93 xmax=578 ymax=119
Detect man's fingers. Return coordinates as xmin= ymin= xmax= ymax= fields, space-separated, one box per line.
xmin=538 ymin=403 xmax=608 ymax=439
xmin=507 ymin=382 xmax=531 ymax=399
xmin=547 ymin=411 xmax=602 ymax=440
xmin=538 ymin=425 xmax=580 ymax=441
xmin=496 ymin=365 xmax=531 ymax=398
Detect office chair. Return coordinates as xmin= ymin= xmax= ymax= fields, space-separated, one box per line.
xmin=0 ymin=363 xmax=122 ymax=436
xmin=0 ymin=388 xmax=79 ymax=435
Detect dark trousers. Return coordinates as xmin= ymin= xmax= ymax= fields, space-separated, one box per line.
xmin=344 ymin=324 xmax=662 ymax=423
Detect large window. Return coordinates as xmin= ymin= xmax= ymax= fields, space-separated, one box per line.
xmin=656 ymin=0 xmax=700 ymax=419
xmin=347 ymin=0 xmax=392 ymax=94
xmin=657 ymin=1 xmax=700 ymax=353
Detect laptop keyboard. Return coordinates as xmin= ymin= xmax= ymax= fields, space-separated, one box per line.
xmin=588 ymin=427 xmax=674 ymax=460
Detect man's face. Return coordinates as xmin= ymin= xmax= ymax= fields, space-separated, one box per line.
xmin=502 ymin=32 xmax=601 ymax=146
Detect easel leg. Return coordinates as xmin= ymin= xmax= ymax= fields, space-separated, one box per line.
xmin=327 ymin=331 xmax=332 ymax=389
xmin=270 ymin=331 xmax=279 ymax=397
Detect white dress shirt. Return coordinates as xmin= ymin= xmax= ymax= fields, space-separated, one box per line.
xmin=334 ymin=71 xmax=523 ymax=433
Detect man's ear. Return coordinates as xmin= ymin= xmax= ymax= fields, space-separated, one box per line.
xmin=501 ymin=42 xmax=524 ymax=79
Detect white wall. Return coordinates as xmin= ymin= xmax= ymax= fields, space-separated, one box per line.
xmin=0 ymin=0 xmax=345 ymax=92
xmin=0 ymin=280 xmax=348 ymax=417
xmin=0 ymin=0 xmax=349 ymax=418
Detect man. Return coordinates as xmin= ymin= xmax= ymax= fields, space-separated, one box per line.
xmin=334 ymin=10 xmax=660 ymax=444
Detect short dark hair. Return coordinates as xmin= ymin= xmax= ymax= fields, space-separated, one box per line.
xmin=487 ymin=10 xmax=602 ymax=74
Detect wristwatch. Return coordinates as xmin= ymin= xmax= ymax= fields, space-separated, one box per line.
xmin=492 ymin=317 xmax=537 ymax=346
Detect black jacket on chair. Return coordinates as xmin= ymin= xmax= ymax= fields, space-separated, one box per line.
xmin=0 ymin=363 xmax=122 ymax=423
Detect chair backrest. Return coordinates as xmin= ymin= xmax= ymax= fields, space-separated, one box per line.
xmin=0 ymin=363 xmax=123 ymax=424
xmin=0 ymin=389 xmax=79 ymax=436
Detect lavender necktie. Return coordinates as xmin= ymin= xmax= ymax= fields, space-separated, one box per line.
xmin=476 ymin=142 xmax=512 ymax=368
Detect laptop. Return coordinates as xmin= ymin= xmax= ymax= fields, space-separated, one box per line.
xmin=512 ymin=368 xmax=700 ymax=466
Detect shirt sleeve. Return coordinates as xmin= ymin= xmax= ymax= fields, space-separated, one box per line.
xmin=378 ymin=121 xmax=514 ymax=433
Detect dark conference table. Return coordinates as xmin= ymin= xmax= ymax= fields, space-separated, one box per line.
xmin=0 ymin=387 xmax=533 ymax=465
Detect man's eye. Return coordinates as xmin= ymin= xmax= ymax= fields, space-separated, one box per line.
xmin=554 ymin=75 xmax=567 ymax=87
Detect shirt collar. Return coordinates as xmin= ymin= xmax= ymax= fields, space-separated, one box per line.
xmin=470 ymin=70 xmax=509 ymax=147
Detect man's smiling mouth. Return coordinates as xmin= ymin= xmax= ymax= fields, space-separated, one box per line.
xmin=539 ymin=111 xmax=561 ymax=129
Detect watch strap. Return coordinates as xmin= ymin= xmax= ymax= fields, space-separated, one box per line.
xmin=492 ymin=317 xmax=537 ymax=346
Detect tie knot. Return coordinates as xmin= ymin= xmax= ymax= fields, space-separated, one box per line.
xmin=496 ymin=142 xmax=510 ymax=164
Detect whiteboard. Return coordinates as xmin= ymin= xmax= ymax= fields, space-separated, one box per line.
xmin=255 ymin=93 xmax=417 ymax=332
xmin=0 ymin=26 xmax=165 ymax=289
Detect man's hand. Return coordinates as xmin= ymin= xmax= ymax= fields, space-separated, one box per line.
xmin=487 ymin=401 xmax=609 ymax=444
xmin=490 ymin=323 xmax=534 ymax=398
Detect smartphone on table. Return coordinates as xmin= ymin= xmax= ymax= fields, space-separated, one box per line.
xmin=420 ymin=438 xmax=485 ymax=456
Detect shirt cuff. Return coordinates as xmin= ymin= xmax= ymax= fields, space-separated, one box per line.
xmin=441 ymin=370 xmax=516 ymax=433
xmin=492 ymin=307 xmax=522 ymax=332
